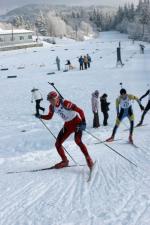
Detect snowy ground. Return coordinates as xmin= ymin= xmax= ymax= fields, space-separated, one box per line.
xmin=0 ymin=31 xmax=150 ymax=225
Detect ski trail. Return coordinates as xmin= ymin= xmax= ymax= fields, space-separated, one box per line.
xmin=0 ymin=181 xmax=51 ymax=225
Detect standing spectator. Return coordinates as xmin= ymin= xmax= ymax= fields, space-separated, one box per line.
xmin=116 ymin=42 xmax=124 ymax=67
xmin=79 ymin=56 xmax=84 ymax=70
xmin=31 ymin=88 xmax=45 ymax=116
xmin=87 ymin=54 xmax=91 ymax=68
xmin=83 ymin=55 xmax=88 ymax=69
xmin=139 ymin=44 xmax=145 ymax=54
xmin=91 ymin=90 xmax=100 ymax=128
xmin=100 ymin=94 xmax=110 ymax=126
xmin=56 ymin=56 xmax=60 ymax=71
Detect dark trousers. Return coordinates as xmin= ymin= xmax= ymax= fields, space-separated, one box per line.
xmin=102 ymin=111 xmax=108 ymax=126
xmin=112 ymin=107 xmax=134 ymax=136
xmin=93 ymin=112 xmax=100 ymax=128
xmin=80 ymin=64 xmax=83 ymax=70
xmin=116 ymin=60 xmax=124 ymax=67
xmin=36 ymin=99 xmax=45 ymax=115
xmin=84 ymin=63 xmax=87 ymax=69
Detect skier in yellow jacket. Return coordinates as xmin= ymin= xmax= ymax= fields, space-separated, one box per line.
xmin=106 ymin=89 xmax=144 ymax=144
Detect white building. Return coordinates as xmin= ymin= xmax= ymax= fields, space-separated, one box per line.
xmin=0 ymin=29 xmax=43 ymax=50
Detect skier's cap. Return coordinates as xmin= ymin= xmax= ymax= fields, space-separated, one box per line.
xmin=94 ymin=90 xmax=99 ymax=97
xmin=47 ymin=91 xmax=59 ymax=100
xmin=95 ymin=90 xmax=99 ymax=94
xmin=31 ymin=87 xmax=38 ymax=92
xmin=102 ymin=93 xmax=107 ymax=98
xmin=120 ymin=88 xmax=126 ymax=95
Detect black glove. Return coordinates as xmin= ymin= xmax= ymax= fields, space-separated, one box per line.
xmin=35 ymin=113 xmax=41 ymax=118
xmin=76 ymin=121 xmax=86 ymax=131
xmin=139 ymin=104 xmax=144 ymax=111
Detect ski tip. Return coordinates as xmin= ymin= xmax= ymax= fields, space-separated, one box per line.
xmin=87 ymin=161 xmax=97 ymax=182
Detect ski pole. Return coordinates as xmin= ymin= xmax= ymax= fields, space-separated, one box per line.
xmin=39 ymin=118 xmax=78 ymax=165
xmin=48 ymin=82 xmax=64 ymax=99
xmin=85 ymin=129 xmax=137 ymax=168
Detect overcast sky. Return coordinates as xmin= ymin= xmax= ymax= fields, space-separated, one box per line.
xmin=0 ymin=0 xmax=139 ymax=14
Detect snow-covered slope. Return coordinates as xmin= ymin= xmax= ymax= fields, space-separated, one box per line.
xmin=0 ymin=31 xmax=150 ymax=225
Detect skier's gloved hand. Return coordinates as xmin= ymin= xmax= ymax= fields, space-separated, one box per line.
xmin=76 ymin=121 xmax=86 ymax=131
xmin=139 ymin=104 xmax=144 ymax=111
xmin=35 ymin=113 xmax=41 ymax=118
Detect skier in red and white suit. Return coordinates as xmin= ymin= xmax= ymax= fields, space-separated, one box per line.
xmin=38 ymin=91 xmax=93 ymax=169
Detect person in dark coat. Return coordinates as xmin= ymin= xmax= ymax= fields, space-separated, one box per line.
xmin=139 ymin=44 xmax=145 ymax=54
xmin=116 ymin=42 xmax=124 ymax=67
xmin=100 ymin=94 xmax=110 ymax=126
xmin=79 ymin=56 xmax=84 ymax=70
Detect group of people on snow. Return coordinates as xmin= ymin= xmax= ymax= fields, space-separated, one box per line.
xmin=78 ymin=54 xmax=91 ymax=70
xmin=55 ymin=54 xmax=92 ymax=72
xmin=91 ymin=90 xmax=110 ymax=128
xmin=31 ymin=86 xmax=150 ymax=170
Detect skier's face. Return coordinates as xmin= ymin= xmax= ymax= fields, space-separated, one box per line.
xmin=121 ymin=93 xmax=127 ymax=99
xmin=49 ymin=97 xmax=59 ymax=106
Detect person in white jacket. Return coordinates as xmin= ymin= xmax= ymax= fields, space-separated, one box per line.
xmin=91 ymin=90 xmax=100 ymax=128
xmin=31 ymin=88 xmax=45 ymax=116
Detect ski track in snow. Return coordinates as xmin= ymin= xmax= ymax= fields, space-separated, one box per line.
xmin=0 ymin=31 xmax=150 ymax=225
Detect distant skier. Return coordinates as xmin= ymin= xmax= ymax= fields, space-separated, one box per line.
xmin=91 ymin=90 xmax=100 ymax=128
xmin=100 ymin=93 xmax=110 ymax=126
xmin=35 ymin=91 xmax=93 ymax=169
xmin=136 ymin=89 xmax=150 ymax=126
xmin=31 ymin=88 xmax=45 ymax=116
xmin=106 ymin=88 xmax=144 ymax=144
xmin=56 ymin=56 xmax=60 ymax=71
xmin=87 ymin=54 xmax=91 ymax=68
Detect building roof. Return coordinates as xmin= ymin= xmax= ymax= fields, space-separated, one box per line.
xmin=0 ymin=29 xmax=33 ymax=35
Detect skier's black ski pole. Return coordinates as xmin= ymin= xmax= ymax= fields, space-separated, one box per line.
xmin=48 ymin=82 xmax=64 ymax=99
xmin=85 ymin=129 xmax=137 ymax=168
xmin=39 ymin=118 xmax=78 ymax=165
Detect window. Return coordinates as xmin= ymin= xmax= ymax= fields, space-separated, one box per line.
xmin=0 ymin=38 xmax=3 ymax=42
xmin=28 ymin=35 xmax=32 ymax=39
xmin=20 ymin=36 xmax=24 ymax=40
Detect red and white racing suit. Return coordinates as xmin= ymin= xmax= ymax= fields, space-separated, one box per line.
xmin=41 ymin=99 xmax=92 ymax=164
